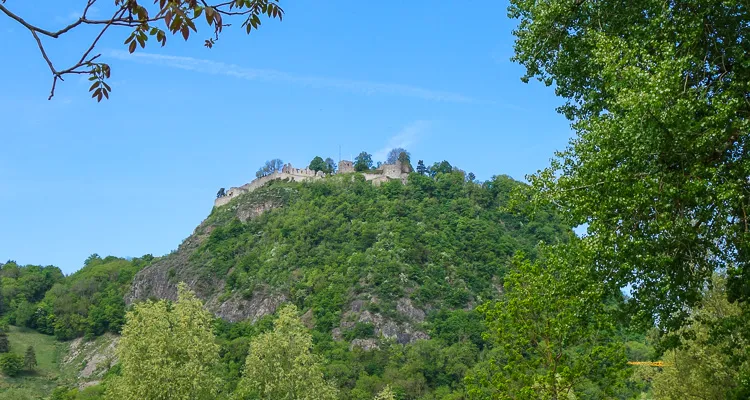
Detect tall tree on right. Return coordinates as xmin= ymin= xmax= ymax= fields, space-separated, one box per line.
xmin=509 ymin=0 xmax=750 ymax=328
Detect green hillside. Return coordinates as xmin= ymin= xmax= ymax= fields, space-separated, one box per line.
xmin=133 ymin=170 xmax=569 ymax=333
xmin=1 ymin=168 xmax=574 ymax=399
xmin=122 ymin=169 xmax=575 ymax=398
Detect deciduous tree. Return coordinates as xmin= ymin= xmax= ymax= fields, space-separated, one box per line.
xmin=466 ymin=243 xmax=627 ymax=399
xmin=106 ymin=282 xmax=221 ymax=400
xmin=0 ymin=353 xmax=24 ymax=377
xmin=308 ymin=156 xmax=328 ymax=173
xmin=235 ymin=304 xmax=338 ymax=400
xmin=325 ymin=157 xmax=337 ymax=173
xmin=386 ymin=148 xmax=410 ymax=164
xmin=509 ymin=0 xmax=750 ymax=329
xmin=354 ymin=152 xmax=373 ymax=172
xmin=0 ymin=0 xmax=284 ymax=101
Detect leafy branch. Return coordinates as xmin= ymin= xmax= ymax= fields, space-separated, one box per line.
xmin=0 ymin=0 xmax=283 ymax=101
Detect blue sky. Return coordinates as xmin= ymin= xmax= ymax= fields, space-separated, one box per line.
xmin=0 ymin=1 xmax=572 ymax=274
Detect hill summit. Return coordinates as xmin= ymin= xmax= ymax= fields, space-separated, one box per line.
xmin=128 ymin=165 xmax=569 ymax=346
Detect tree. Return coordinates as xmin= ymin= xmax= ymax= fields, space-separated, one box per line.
xmin=0 ymin=332 xmax=8 ymax=353
xmin=0 ymin=0 xmax=283 ymax=101
xmin=648 ymin=275 xmax=750 ymax=399
xmin=235 ymin=304 xmax=338 ymax=400
xmin=0 ymin=353 xmax=24 ymax=377
xmin=466 ymin=244 xmax=627 ymax=399
xmin=509 ymin=0 xmax=750 ymax=328
xmin=429 ymin=161 xmax=452 ymax=177
xmin=467 ymin=172 xmax=476 ymax=182
xmin=24 ymin=345 xmax=37 ymax=371
xmin=256 ymin=158 xmax=284 ymax=178
xmin=325 ymin=157 xmax=337 ymax=173
xmin=106 ymin=282 xmax=221 ymax=400
xmin=308 ymin=156 xmax=328 ymax=173
xmin=386 ymin=148 xmax=410 ymax=164
xmin=354 ymin=152 xmax=373 ymax=172
xmin=374 ymin=385 xmax=396 ymax=400
xmin=416 ymin=160 xmax=427 ymax=175
xmin=83 ymin=253 xmax=101 ymax=267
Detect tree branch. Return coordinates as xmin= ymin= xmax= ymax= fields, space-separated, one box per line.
xmin=1 ymin=0 xmax=284 ymax=100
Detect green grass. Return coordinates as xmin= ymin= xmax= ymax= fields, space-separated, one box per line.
xmin=0 ymin=326 xmax=68 ymax=399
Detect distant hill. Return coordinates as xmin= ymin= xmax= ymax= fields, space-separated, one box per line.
xmin=127 ymin=170 xmax=570 ymax=344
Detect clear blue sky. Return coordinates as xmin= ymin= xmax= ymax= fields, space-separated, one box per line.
xmin=0 ymin=0 xmax=572 ymax=274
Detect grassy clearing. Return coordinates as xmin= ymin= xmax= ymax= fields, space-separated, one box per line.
xmin=0 ymin=326 xmax=68 ymax=399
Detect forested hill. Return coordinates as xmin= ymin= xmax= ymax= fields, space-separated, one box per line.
xmin=1 ymin=167 xmax=575 ymax=399
xmin=128 ymin=169 xmax=570 ymax=342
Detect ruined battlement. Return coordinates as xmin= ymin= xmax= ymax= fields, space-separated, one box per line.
xmin=214 ymin=159 xmax=410 ymax=208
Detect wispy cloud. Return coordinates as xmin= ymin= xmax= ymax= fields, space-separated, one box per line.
xmin=109 ymin=51 xmax=474 ymax=103
xmin=373 ymin=120 xmax=431 ymax=162
xmin=55 ymin=11 xmax=82 ymax=24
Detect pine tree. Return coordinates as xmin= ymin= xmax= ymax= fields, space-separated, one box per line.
xmin=0 ymin=333 xmax=9 ymax=353
xmin=416 ymin=160 xmax=427 ymax=175
xmin=24 ymin=345 xmax=37 ymax=371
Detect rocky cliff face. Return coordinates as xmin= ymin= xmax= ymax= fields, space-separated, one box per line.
xmin=126 ymin=186 xmax=291 ymax=322
xmin=126 ymin=182 xmax=431 ymax=343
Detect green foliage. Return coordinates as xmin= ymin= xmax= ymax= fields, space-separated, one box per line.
xmin=386 ymin=148 xmax=410 ymax=165
xmin=0 ymin=261 xmax=63 ymax=323
xmin=648 ymin=275 xmax=750 ymax=399
xmin=235 ymin=304 xmax=338 ymax=399
xmin=195 ymin=173 xmax=567 ymax=335
xmin=0 ymin=332 xmax=8 ymax=353
xmin=428 ymin=161 xmax=453 ymax=177
xmin=40 ymin=255 xmax=153 ymax=340
xmin=342 ymin=322 xmax=376 ymax=341
xmin=416 ymin=160 xmax=427 ymax=175
xmin=309 ymin=156 xmax=334 ymax=174
xmin=373 ymin=385 xmax=395 ymax=400
xmin=354 ymin=151 xmax=374 ymax=171
xmin=256 ymin=158 xmax=284 ymax=178
xmin=23 ymin=345 xmax=36 ymax=371
xmin=466 ymin=243 xmax=628 ymax=399
xmin=106 ymin=282 xmax=221 ymax=400
xmin=0 ymin=352 xmax=24 ymax=376
xmin=509 ymin=0 xmax=750 ymax=329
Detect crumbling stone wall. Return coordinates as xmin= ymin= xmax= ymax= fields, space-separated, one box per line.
xmin=214 ymin=159 xmax=410 ymax=208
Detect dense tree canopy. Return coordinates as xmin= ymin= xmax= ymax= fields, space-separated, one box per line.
xmin=467 ymin=243 xmax=627 ymax=399
xmin=0 ymin=256 xmax=153 ymax=340
xmin=510 ymin=0 xmax=750 ymax=329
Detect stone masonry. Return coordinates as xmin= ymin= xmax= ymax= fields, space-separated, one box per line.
xmin=214 ymin=159 xmax=411 ymax=208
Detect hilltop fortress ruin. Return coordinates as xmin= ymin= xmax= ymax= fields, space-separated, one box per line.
xmin=214 ymin=159 xmax=412 ymax=207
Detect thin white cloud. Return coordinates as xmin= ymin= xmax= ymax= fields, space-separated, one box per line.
xmin=55 ymin=11 xmax=81 ymax=24
xmin=109 ymin=51 xmax=474 ymax=103
xmin=373 ymin=120 xmax=431 ymax=162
